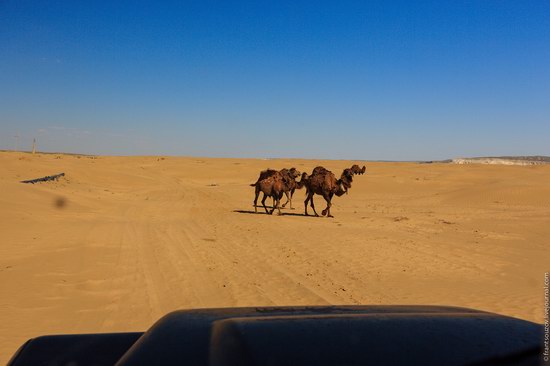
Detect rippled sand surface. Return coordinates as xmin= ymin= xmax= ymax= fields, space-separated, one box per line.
xmin=1 ymin=151 xmax=548 ymax=362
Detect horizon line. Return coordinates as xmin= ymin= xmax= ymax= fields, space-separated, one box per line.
xmin=2 ymin=149 xmax=550 ymax=164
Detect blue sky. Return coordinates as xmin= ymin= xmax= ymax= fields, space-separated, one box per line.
xmin=1 ymin=1 xmax=549 ymax=160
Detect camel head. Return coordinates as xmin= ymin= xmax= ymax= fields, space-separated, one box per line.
xmin=335 ymin=164 xmax=366 ymax=195
xmin=350 ymin=164 xmax=366 ymax=175
xmin=296 ymin=172 xmax=309 ymax=189
xmin=288 ymin=167 xmax=301 ymax=179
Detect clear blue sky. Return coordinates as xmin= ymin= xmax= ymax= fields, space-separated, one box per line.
xmin=1 ymin=1 xmax=549 ymax=160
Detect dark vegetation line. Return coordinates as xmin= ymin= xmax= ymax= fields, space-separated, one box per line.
xmin=21 ymin=173 xmax=65 ymax=184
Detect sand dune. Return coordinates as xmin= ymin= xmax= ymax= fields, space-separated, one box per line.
xmin=1 ymin=151 xmax=549 ymax=362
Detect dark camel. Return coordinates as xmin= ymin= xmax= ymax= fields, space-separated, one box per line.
xmin=350 ymin=164 xmax=367 ymax=175
xmin=302 ymin=165 xmax=366 ymax=218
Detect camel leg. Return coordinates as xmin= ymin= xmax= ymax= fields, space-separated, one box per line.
xmin=253 ymin=187 xmax=260 ymax=213
xmin=261 ymin=194 xmax=269 ymax=214
xmin=310 ymin=194 xmax=319 ymax=217
xmin=281 ymin=191 xmax=291 ymax=208
xmin=304 ymin=192 xmax=317 ymax=216
xmin=282 ymin=188 xmax=295 ymax=209
xmin=321 ymin=193 xmax=333 ymax=218
xmin=327 ymin=192 xmax=334 ymax=217
xmin=272 ymin=192 xmax=282 ymax=215
xmin=270 ymin=195 xmax=276 ymax=215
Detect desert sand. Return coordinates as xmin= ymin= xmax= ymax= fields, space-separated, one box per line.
xmin=1 ymin=151 xmax=549 ymax=361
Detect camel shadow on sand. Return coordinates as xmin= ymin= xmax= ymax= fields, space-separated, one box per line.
xmin=232 ymin=209 xmax=316 ymax=217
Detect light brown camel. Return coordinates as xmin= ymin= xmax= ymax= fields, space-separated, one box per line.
xmin=251 ymin=171 xmax=288 ymax=215
xmin=302 ymin=165 xmax=366 ymax=218
xmin=251 ymin=168 xmax=302 ymax=210
xmin=279 ymin=168 xmax=302 ymax=209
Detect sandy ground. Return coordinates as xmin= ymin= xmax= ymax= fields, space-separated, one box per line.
xmin=1 ymin=151 xmax=549 ymax=361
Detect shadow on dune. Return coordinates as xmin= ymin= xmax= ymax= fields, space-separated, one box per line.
xmin=279 ymin=212 xmax=313 ymax=217
xmin=233 ymin=209 xmax=270 ymax=215
xmin=232 ymin=210 xmax=314 ymax=217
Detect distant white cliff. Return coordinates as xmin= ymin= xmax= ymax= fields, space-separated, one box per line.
xmin=452 ymin=157 xmax=549 ymax=165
